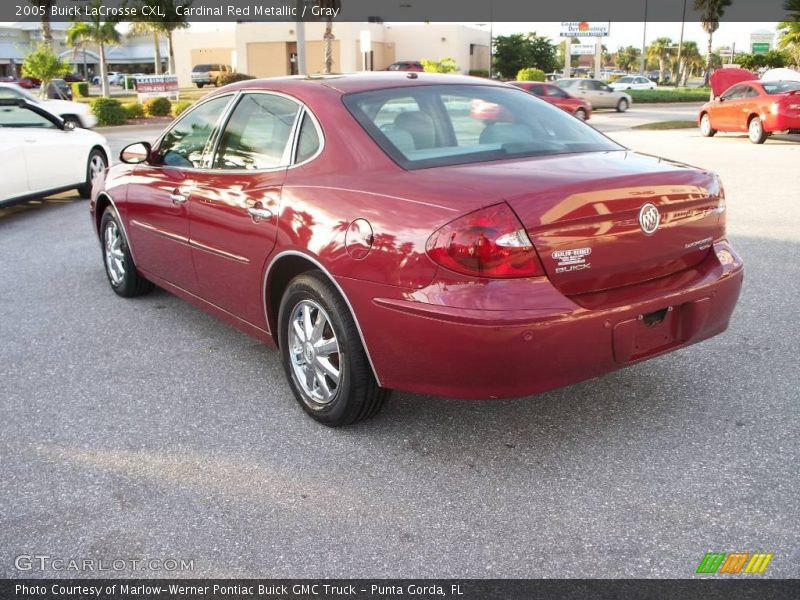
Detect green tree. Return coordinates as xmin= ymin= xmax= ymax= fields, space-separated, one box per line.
xmin=494 ymin=33 xmax=558 ymax=79
xmin=28 ymin=1 xmax=57 ymax=46
xmin=614 ymin=46 xmax=641 ymax=72
xmin=420 ymin=58 xmax=458 ymax=73
xmin=646 ymin=37 xmax=674 ymax=82
xmin=128 ymin=20 xmax=163 ymax=75
xmin=22 ymin=43 xmax=70 ymax=98
xmin=695 ymin=0 xmax=733 ymax=86
xmin=777 ymin=0 xmax=800 ymax=67
xmin=677 ymin=40 xmax=701 ymax=85
xmin=134 ymin=1 xmax=191 ymax=74
xmin=66 ymin=1 xmax=121 ymax=98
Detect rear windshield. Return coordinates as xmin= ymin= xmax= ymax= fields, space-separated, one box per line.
xmin=762 ymin=81 xmax=800 ymax=95
xmin=342 ymin=84 xmax=620 ymax=170
xmin=193 ymin=65 xmax=211 ymax=72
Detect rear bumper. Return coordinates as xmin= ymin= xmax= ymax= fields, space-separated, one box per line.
xmin=341 ymin=241 xmax=743 ymax=399
xmin=765 ymin=113 xmax=800 ymax=132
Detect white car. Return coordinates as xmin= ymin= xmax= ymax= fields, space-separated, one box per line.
xmin=609 ymin=75 xmax=657 ymax=91
xmin=0 ymin=82 xmax=97 ymax=128
xmin=0 ymin=97 xmax=110 ymax=206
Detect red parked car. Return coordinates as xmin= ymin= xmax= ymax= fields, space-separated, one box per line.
xmin=91 ymin=73 xmax=743 ymax=426
xmin=510 ymin=81 xmax=592 ymax=120
xmin=699 ymin=79 xmax=800 ymax=143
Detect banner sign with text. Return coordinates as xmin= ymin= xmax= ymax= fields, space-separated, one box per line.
xmin=135 ymin=76 xmax=180 ymax=101
xmin=4 ymin=0 xmax=795 ymax=22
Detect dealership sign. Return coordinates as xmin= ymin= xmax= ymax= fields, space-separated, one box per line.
xmin=135 ymin=75 xmax=179 ymax=101
xmin=570 ymin=43 xmax=597 ymax=56
xmin=560 ymin=22 xmax=610 ymax=37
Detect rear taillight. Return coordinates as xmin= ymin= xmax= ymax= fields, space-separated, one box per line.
xmin=426 ymin=203 xmax=545 ymax=278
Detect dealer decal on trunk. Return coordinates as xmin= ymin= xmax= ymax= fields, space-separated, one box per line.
xmin=552 ymin=247 xmax=592 ymax=274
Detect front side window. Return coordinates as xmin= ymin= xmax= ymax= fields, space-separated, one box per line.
xmin=0 ymin=104 xmax=56 ymax=128
xmin=213 ymin=93 xmax=299 ymax=170
xmin=343 ymin=84 xmax=621 ymax=170
xmin=157 ymin=95 xmax=232 ymax=168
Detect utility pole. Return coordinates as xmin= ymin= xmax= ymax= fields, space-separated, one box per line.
xmin=676 ymin=0 xmax=687 ymax=85
xmin=296 ymin=0 xmax=307 ymax=76
xmin=640 ymin=0 xmax=648 ymax=74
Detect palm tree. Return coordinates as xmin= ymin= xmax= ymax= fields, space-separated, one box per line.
xmin=128 ymin=21 xmax=163 ymax=75
xmin=147 ymin=1 xmax=192 ymax=74
xmin=66 ymin=2 xmax=121 ymax=98
xmin=777 ymin=0 xmax=800 ymax=67
xmin=646 ymin=37 xmax=674 ymax=82
xmin=694 ymin=0 xmax=733 ymax=86
xmin=318 ymin=0 xmax=341 ymax=74
xmin=678 ymin=40 xmax=701 ymax=85
xmin=28 ymin=1 xmax=57 ymax=46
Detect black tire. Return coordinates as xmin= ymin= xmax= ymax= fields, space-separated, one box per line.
xmin=278 ymin=271 xmax=388 ymax=426
xmin=196 ymin=83 xmax=204 ymax=88
xmin=616 ymin=98 xmax=629 ymax=112
xmin=77 ymin=148 xmax=107 ymax=199
xmin=700 ymin=113 xmax=716 ymax=137
xmin=748 ymin=116 xmax=768 ymax=144
xmin=100 ymin=207 xmax=154 ymax=297
xmin=574 ymin=108 xmax=587 ymax=121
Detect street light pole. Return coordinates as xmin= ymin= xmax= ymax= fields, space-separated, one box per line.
xmin=676 ymin=0 xmax=687 ymax=85
xmin=640 ymin=0 xmax=648 ymax=74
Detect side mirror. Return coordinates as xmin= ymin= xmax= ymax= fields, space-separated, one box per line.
xmin=63 ymin=120 xmax=76 ymax=131
xmin=120 ymin=141 xmax=152 ymax=165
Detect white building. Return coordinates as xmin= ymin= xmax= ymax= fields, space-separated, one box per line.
xmin=172 ymin=22 xmax=490 ymax=86
xmin=0 ymin=21 xmax=167 ymax=79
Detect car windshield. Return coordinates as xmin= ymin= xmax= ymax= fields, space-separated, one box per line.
xmin=193 ymin=65 xmax=211 ymax=72
xmin=343 ymin=84 xmax=621 ymax=170
xmin=762 ymin=81 xmax=800 ymax=95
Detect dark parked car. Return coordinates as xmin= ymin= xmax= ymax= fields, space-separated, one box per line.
xmin=46 ymin=79 xmax=73 ymax=100
xmin=91 ymin=73 xmax=743 ymax=426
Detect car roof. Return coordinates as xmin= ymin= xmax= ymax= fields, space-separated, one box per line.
xmin=216 ymin=72 xmax=507 ymax=96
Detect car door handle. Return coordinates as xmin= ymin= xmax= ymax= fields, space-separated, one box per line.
xmin=169 ymin=193 xmax=187 ymax=204
xmin=248 ymin=207 xmax=273 ymax=220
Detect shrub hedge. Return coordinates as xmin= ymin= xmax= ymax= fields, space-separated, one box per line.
xmin=218 ymin=72 xmax=256 ymax=86
xmin=143 ymin=96 xmax=172 ymax=117
xmin=90 ymin=97 xmax=126 ymax=126
xmin=70 ymin=82 xmax=89 ymax=98
xmin=122 ymin=102 xmax=145 ymax=119
xmin=172 ymin=100 xmax=194 ymax=117
xmin=516 ymin=68 xmax=545 ymax=82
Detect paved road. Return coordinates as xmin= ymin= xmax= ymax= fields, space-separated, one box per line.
xmin=1 ymin=125 xmax=797 ymax=578
xmin=590 ymin=102 xmax=704 ymax=132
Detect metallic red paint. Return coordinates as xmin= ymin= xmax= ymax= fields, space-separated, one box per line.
xmin=92 ymin=73 xmax=743 ymax=400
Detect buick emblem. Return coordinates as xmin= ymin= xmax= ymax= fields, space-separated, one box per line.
xmin=638 ymin=203 xmax=660 ymax=235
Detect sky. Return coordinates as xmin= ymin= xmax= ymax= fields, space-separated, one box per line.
xmin=2 ymin=20 xmax=780 ymax=52
xmin=182 ymin=20 xmax=780 ymax=52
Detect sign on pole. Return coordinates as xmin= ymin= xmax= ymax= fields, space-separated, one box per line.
xmin=135 ymin=75 xmax=179 ymax=101
xmin=560 ymin=22 xmax=610 ymax=38
xmin=570 ymin=43 xmax=596 ymax=56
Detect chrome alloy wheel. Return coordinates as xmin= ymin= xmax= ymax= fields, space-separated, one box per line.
xmin=288 ymin=299 xmax=341 ymax=406
xmin=104 ymin=220 xmax=125 ymax=286
xmin=89 ymin=153 xmax=106 ymax=181
xmin=701 ymin=114 xmax=711 ymax=136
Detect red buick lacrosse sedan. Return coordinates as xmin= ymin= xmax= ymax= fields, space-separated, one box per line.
xmin=90 ymin=73 xmax=743 ymax=426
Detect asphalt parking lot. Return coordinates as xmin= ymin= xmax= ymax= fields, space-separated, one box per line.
xmin=1 ymin=115 xmax=798 ymax=578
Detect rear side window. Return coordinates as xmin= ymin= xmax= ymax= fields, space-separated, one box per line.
xmin=763 ymin=81 xmax=800 ymax=94
xmin=213 ymin=93 xmax=299 ymax=170
xmin=295 ymin=112 xmax=321 ymax=163
xmin=343 ymin=84 xmax=621 ymax=170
